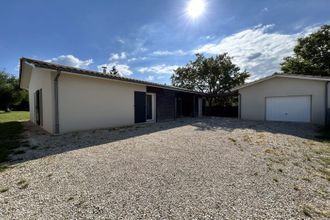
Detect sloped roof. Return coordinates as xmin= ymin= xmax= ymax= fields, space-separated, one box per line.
xmin=19 ymin=57 xmax=204 ymax=95
xmin=233 ymin=73 xmax=330 ymax=91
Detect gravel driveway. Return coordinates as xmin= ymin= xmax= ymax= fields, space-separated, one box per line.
xmin=0 ymin=117 xmax=329 ymax=219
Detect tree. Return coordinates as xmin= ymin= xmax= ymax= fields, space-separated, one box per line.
xmin=281 ymin=25 xmax=330 ymax=75
xmin=0 ymin=71 xmax=28 ymax=112
xmin=110 ymin=66 xmax=119 ymax=75
xmin=171 ymin=53 xmax=249 ymax=106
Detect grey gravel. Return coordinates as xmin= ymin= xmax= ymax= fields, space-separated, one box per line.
xmin=0 ymin=117 xmax=329 ymax=219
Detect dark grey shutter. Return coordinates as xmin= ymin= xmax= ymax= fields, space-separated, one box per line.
xmin=34 ymin=91 xmax=38 ymax=124
xmin=134 ymin=91 xmax=146 ymax=123
xmin=146 ymin=94 xmax=152 ymax=120
xmin=39 ymin=89 xmax=43 ymax=126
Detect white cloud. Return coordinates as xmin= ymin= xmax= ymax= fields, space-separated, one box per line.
xmin=151 ymin=50 xmax=187 ymax=56
xmin=46 ymin=55 xmax=93 ymax=68
xmin=117 ymin=38 xmax=125 ymax=44
xmin=127 ymin=57 xmax=148 ymax=62
xmin=146 ymin=75 xmax=155 ymax=81
xmin=109 ymin=52 xmax=127 ymax=61
xmin=200 ymin=35 xmax=216 ymax=40
xmin=138 ymin=64 xmax=179 ymax=75
xmin=97 ymin=62 xmax=132 ymax=76
xmin=127 ymin=58 xmax=137 ymax=62
xmin=194 ymin=24 xmax=320 ymax=80
xmin=262 ymin=7 xmax=269 ymax=12
xmin=140 ymin=47 xmax=148 ymax=52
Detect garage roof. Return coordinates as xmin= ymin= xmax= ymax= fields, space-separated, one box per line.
xmin=233 ymin=73 xmax=330 ymax=91
xmin=19 ymin=57 xmax=204 ymax=95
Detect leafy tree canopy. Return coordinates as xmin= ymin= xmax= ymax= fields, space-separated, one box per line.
xmin=171 ymin=53 xmax=249 ymax=95
xmin=281 ymin=25 xmax=330 ymax=75
xmin=0 ymin=71 xmax=28 ymax=112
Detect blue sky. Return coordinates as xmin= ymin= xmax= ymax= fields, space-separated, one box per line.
xmin=1 ymin=0 xmax=329 ymax=83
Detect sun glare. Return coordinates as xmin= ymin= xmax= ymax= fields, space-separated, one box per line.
xmin=186 ymin=0 xmax=206 ymax=19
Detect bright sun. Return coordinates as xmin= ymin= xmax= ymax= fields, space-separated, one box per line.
xmin=186 ymin=0 xmax=206 ymax=19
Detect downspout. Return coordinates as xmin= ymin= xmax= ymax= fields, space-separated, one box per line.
xmin=325 ymin=81 xmax=329 ymax=128
xmin=54 ymin=70 xmax=61 ymax=134
xmin=238 ymin=93 xmax=241 ymax=119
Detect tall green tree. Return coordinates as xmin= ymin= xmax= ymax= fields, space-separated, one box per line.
xmin=171 ymin=53 xmax=249 ymax=105
xmin=281 ymin=25 xmax=330 ymax=75
xmin=0 ymin=71 xmax=28 ymax=112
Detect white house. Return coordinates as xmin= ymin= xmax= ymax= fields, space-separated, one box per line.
xmin=19 ymin=58 xmax=205 ymax=134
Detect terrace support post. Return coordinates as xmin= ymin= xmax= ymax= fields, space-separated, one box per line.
xmin=54 ymin=70 xmax=61 ymax=134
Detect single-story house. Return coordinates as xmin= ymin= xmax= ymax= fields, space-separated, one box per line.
xmin=19 ymin=58 xmax=205 ymax=134
xmin=234 ymin=73 xmax=330 ymax=125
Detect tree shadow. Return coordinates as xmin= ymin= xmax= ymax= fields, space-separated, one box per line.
xmin=2 ymin=117 xmax=322 ymax=167
xmin=0 ymin=120 xmax=25 ymax=163
xmin=192 ymin=117 xmax=321 ymax=139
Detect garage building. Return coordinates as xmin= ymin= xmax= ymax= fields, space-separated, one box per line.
xmin=234 ymin=73 xmax=330 ymax=126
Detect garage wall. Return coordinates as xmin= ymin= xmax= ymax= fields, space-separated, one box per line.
xmin=239 ymin=77 xmax=326 ymax=125
xmin=28 ymin=68 xmax=55 ymax=133
xmin=58 ymin=73 xmax=146 ymax=133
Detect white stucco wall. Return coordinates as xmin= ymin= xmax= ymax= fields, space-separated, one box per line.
xmin=28 ymin=68 xmax=55 ymax=133
xmin=239 ymin=77 xmax=327 ymax=125
xmin=58 ymin=73 xmax=146 ymax=133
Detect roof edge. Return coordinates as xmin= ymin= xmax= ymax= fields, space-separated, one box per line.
xmin=21 ymin=57 xmax=205 ymax=95
xmin=18 ymin=58 xmax=23 ymax=88
xmin=233 ymin=73 xmax=330 ymax=91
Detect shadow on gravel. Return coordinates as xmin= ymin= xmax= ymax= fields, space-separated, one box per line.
xmin=4 ymin=117 xmax=321 ymax=167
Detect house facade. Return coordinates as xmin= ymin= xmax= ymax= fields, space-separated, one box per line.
xmin=19 ymin=58 xmax=204 ymax=134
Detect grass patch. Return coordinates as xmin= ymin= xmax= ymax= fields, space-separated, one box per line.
xmin=318 ymin=168 xmax=330 ymax=181
xmin=268 ymin=157 xmax=286 ymax=165
xmin=313 ymin=146 xmax=330 ymax=165
xmin=228 ymin=137 xmax=237 ymax=143
xmin=0 ymin=164 xmax=10 ymax=172
xmin=243 ymin=134 xmax=252 ymax=143
xmin=303 ymin=206 xmax=313 ymax=218
xmin=293 ymin=161 xmax=300 ymax=167
xmin=0 ymin=187 xmax=9 ymax=193
xmin=302 ymin=176 xmax=312 ymax=182
xmin=0 ymin=111 xmax=29 ymax=123
xmin=264 ymin=148 xmax=278 ymax=155
xmin=19 ymin=183 xmax=29 ymax=189
xmin=17 ymin=179 xmax=27 ymax=185
xmin=17 ymin=179 xmax=28 ymax=189
xmin=310 ymin=143 xmax=330 ymax=180
xmin=303 ymin=204 xmax=330 ymax=218
xmin=0 ymin=111 xmax=29 ymax=163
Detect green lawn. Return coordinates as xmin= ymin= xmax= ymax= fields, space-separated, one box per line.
xmin=0 ymin=111 xmax=29 ymax=123
xmin=0 ymin=111 xmax=29 ymax=164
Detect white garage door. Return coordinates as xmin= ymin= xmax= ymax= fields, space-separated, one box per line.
xmin=266 ymin=96 xmax=311 ymax=123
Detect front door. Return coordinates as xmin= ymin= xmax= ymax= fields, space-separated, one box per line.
xmin=134 ymin=91 xmax=146 ymax=123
